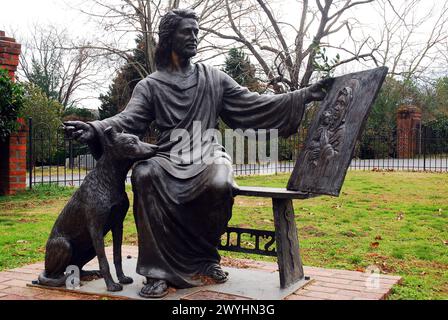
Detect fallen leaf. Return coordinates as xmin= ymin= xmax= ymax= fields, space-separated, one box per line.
xmin=16 ymin=240 xmax=28 ymax=244
xmin=375 ymin=235 xmax=383 ymax=241
xmin=342 ymin=231 xmax=357 ymax=237
xmin=367 ymin=253 xmax=379 ymax=257
xmin=380 ymin=262 xmax=392 ymax=273
xmin=168 ymin=287 xmax=177 ymax=294
xmin=370 ymin=242 xmax=380 ymax=248
xmin=396 ymin=212 xmax=405 ymax=220
xmin=221 ymin=256 xmax=250 ymax=269
xmin=243 ymin=241 xmax=255 ymax=248
xmin=443 ymin=240 xmax=448 ymax=246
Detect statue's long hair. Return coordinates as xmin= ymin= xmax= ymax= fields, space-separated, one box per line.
xmin=155 ymin=9 xmax=199 ymax=69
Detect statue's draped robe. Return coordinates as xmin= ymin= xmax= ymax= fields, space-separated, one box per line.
xmin=88 ymin=63 xmax=308 ymax=288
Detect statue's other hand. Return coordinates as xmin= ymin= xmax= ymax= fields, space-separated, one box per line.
xmin=145 ymin=143 xmax=159 ymax=158
xmin=306 ymin=77 xmax=335 ymax=103
xmin=63 ymin=121 xmax=95 ymax=144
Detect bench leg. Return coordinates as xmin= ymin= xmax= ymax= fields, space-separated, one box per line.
xmin=272 ymin=198 xmax=304 ymax=288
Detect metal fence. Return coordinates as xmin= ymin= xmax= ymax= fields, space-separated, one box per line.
xmin=27 ymin=118 xmax=448 ymax=187
xmin=232 ymin=127 xmax=448 ymax=175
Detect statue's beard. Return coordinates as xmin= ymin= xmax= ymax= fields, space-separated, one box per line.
xmin=181 ymin=49 xmax=197 ymax=59
xmin=172 ymin=46 xmax=197 ymax=60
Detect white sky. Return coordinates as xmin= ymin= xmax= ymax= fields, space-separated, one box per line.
xmin=1 ymin=0 xmax=97 ymax=39
xmin=1 ymin=0 xmax=446 ymax=109
xmin=0 ymin=0 xmax=108 ymax=109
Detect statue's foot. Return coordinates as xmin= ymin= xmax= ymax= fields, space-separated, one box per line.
xmin=203 ymin=264 xmax=229 ymax=283
xmin=118 ymin=275 xmax=133 ymax=285
xmin=139 ymin=279 xmax=168 ymax=299
xmin=106 ymin=282 xmax=123 ymax=292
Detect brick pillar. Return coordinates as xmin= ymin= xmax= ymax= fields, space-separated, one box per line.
xmin=397 ymin=105 xmax=422 ymax=159
xmin=0 ymin=31 xmax=21 ymax=78
xmin=0 ymin=30 xmax=26 ymax=195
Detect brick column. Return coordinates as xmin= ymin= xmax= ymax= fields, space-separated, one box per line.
xmin=397 ymin=105 xmax=422 ymax=159
xmin=0 ymin=30 xmax=26 ymax=195
xmin=0 ymin=31 xmax=21 ymax=78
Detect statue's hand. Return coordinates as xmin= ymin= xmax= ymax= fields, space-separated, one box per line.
xmin=63 ymin=121 xmax=95 ymax=144
xmin=144 ymin=143 xmax=159 ymax=159
xmin=305 ymin=77 xmax=335 ymax=103
xmin=310 ymin=147 xmax=320 ymax=160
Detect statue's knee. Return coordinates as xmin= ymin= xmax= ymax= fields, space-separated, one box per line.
xmin=209 ymin=164 xmax=234 ymax=196
xmin=131 ymin=161 xmax=157 ymax=187
xmin=131 ymin=163 xmax=145 ymax=186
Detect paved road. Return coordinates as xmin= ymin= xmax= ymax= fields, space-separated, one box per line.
xmin=28 ymin=157 xmax=448 ymax=187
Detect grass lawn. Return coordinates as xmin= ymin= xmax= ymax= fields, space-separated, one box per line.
xmin=0 ymin=171 xmax=447 ymax=300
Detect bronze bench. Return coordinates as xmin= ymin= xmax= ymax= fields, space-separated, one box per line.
xmin=219 ymin=186 xmax=316 ymax=288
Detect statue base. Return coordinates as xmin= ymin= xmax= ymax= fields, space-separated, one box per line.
xmin=29 ymin=257 xmax=312 ymax=300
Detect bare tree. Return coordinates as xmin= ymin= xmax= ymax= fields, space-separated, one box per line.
xmin=371 ymin=0 xmax=448 ymax=83
xmin=69 ymin=0 xmax=448 ymax=94
xmin=70 ymin=0 xmax=228 ymax=77
xmin=19 ymin=24 xmax=105 ymax=109
xmin=201 ymin=0 xmax=378 ymax=91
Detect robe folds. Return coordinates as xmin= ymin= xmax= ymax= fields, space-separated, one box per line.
xmin=87 ymin=63 xmax=309 ymax=288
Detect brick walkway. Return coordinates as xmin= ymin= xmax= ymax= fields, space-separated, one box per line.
xmin=0 ymin=246 xmax=402 ymax=300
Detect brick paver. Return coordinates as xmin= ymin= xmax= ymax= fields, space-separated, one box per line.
xmin=0 ymin=245 xmax=402 ymax=300
xmin=0 ymin=294 xmax=34 ymax=300
xmin=285 ymin=294 xmax=324 ymax=300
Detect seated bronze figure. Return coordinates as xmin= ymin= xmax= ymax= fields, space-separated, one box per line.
xmin=63 ymin=9 xmax=330 ymax=298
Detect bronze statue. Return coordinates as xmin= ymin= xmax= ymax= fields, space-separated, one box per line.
xmin=64 ymin=9 xmax=331 ymax=298
xmin=39 ymin=127 xmax=158 ymax=291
